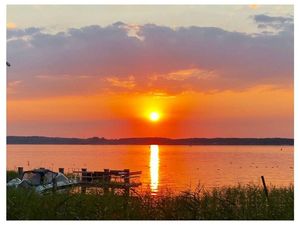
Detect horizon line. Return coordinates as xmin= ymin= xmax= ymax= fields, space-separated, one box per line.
xmin=6 ymin=135 xmax=294 ymax=140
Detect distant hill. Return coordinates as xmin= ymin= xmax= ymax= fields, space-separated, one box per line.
xmin=7 ymin=136 xmax=294 ymax=145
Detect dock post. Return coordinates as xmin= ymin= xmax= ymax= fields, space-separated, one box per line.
xmin=81 ymin=168 xmax=87 ymax=194
xmin=17 ymin=167 xmax=23 ymax=178
xmin=59 ymin=168 xmax=64 ymax=174
xmin=81 ymin=168 xmax=87 ymax=182
xmin=104 ymin=169 xmax=110 ymax=193
xmin=53 ymin=177 xmax=57 ymax=192
xmin=124 ymin=169 xmax=130 ymax=196
xmin=261 ymin=176 xmax=269 ymax=199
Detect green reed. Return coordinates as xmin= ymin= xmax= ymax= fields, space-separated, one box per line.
xmin=7 ymin=183 xmax=293 ymax=220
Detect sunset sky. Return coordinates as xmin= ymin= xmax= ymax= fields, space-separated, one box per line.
xmin=6 ymin=5 xmax=294 ymax=138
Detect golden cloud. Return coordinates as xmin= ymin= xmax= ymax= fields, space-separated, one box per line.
xmin=7 ymin=22 xmax=17 ymax=29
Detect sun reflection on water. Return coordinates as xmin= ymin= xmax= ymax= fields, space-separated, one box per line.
xmin=150 ymin=145 xmax=159 ymax=194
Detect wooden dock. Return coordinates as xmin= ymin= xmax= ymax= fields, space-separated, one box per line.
xmin=71 ymin=168 xmax=142 ymax=195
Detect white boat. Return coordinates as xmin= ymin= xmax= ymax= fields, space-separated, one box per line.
xmin=7 ymin=168 xmax=79 ymax=193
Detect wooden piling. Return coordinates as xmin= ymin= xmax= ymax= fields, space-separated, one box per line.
xmin=81 ymin=168 xmax=87 ymax=182
xmin=81 ymin=168 xmax=88 ymax=193
xmin=59 ymin=168 xmax=64 ymax=174
xmin=124 ymin=169 xmax=130 ymax=196
xmin=261 ymin=176 xmax=269 ymax=199
xmin=104 ymin=169 xmax=110 ymax=193
xmin=17 ymin=167 xmax=23 ymax=178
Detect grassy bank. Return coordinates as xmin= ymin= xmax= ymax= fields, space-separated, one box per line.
xmin=7 ymin=183 xmax=293 ymax=220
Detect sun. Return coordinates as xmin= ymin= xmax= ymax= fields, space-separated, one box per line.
xmin=149 ymin=112 xmax=160 ymax=122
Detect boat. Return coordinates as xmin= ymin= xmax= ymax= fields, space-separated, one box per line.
xmin=7 ymin=168 xmax=78 ymax=193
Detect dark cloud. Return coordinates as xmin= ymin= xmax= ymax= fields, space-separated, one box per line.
xmin=253 ymin=14 xmax=293 ymax=32
xmin=254 ymin=14 xmax=292 ymax=23
xmin=7 ymin=20 xmax=293 ymax=98
xmin=7 ymin=27 xmax=42 ymax=39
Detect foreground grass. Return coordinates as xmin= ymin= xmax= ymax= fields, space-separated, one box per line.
xmin=7 ymin=170 xmax=18 ymax=182
xmin=7 ymin=184 xmax=293 ymax=220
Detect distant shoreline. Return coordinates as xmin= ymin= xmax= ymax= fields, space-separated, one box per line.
xmin=7 ymin=136 xmax=294 ymax=145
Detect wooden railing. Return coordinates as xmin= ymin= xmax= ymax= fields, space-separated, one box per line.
xmin=72 ymin=168 xmax=142 ymax=195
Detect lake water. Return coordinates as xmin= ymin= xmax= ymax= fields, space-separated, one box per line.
xmin=7 ymin=145 xmax=294 ymax=194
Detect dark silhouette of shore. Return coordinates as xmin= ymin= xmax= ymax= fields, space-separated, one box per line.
xmin=7 ymin=136 xmax=294 ymax=145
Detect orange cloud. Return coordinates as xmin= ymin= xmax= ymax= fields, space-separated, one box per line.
xmin=160 ymin=68 xmax=217 ymax=81
xmin=106 ymin=75 xmax=136 ymax=89
xmin=7 ymin=22 xmax=17 ymax=29
xmin=249 ymin=4 xmax=258 ymax=10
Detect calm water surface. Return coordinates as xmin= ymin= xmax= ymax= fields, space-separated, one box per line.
xmin=7 ymin=145 xmax=294 ymax=194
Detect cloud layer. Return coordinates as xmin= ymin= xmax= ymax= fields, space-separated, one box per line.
xmin=7 ymin=14 xmax=293 ymax=98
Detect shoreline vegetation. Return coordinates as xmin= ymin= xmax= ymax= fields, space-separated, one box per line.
xmin=7 ymin=136 xmax=294 ymax=145
xmin=7 ymin=171 xmax=294 ymax=220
